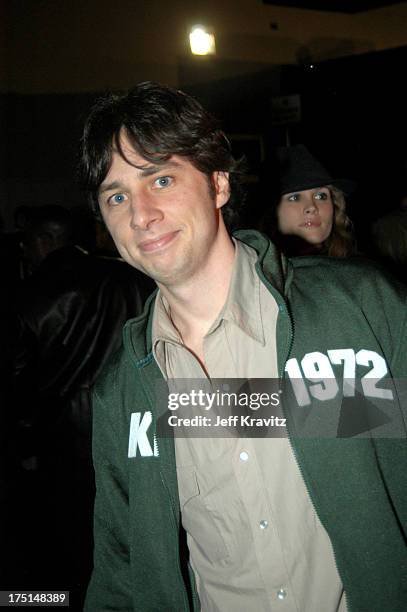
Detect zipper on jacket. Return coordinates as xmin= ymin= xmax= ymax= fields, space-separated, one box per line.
xmin=257 ymin=266 xmax=352 ymax=612
xmin=160 ymin=472 xmax=196 ymax=611
xmin=286 ymin=434 xmax=353 ymax=612
xmin=282 ymin=410 xmax=352 ymax=611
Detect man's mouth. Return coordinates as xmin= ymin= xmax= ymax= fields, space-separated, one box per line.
xmin=138 ymin=231 xmax=179 ymax=253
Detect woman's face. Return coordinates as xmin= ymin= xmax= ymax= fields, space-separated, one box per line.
xmin=277 ymin=186 xmax=334 ymax=247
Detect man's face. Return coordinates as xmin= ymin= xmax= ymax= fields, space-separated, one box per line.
xmin=98 ymin=133 xmax=230 ymax=287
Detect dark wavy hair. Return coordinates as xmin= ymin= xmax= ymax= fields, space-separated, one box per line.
xmin=79 ymin=81 xmax=246 ymax=230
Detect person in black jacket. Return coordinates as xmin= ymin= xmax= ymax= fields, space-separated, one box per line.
xmin=11 ymin=205 xmax=154 ymax=610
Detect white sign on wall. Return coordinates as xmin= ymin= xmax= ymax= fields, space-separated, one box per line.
xmin=271 ymin=94 xmax=302 ymax=126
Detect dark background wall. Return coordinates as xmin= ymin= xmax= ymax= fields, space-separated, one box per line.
xmin=2 ymin=43 xmax=406 ymax=249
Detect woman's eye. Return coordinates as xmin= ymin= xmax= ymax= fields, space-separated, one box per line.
xmin=154 ymin=176 xmax=172 ymax=189
xmin=287 ymin=193 xmax=300 ymax=202
xmin=110 ymin=193 xmax=127 ymax=205
xmin=314 ymin=191 xmax=328 ymax=200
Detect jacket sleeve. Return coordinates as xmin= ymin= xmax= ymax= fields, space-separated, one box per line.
xmin=84 ymin=387 xmax=133 ymax=612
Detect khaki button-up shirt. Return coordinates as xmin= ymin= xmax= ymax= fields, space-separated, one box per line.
xmin=152 ymin=239 xmax=346 ymax=612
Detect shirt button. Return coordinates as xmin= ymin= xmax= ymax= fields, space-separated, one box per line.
xmin=277 ymin=588 xmax=287 ymax=600
xmin=259 ymin=519 xmax=268 ymax=529
xmin=239 ymin=451 xmax=249 ymax=462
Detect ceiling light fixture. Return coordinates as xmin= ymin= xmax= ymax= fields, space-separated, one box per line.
xmin=189 ymin=25 xmax=216 ymax=56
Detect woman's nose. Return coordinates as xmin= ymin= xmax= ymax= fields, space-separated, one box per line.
xmin=304 ymin=196 xmax=317 ymax=215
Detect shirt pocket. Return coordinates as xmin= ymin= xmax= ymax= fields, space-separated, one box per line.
xmin=176 ymin=467 xmax=230 ymax=564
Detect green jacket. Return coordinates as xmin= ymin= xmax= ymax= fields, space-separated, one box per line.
xmin=85 ymin=230 xmax=407 ymax=612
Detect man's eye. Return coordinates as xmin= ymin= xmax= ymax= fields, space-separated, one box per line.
xmin=154 ymin=176 xmax=172 ymax=189
xmin=109 ymin=193 xmax=127 ymax=205
xmin=314 ymin=191 xmax=328 ymax=200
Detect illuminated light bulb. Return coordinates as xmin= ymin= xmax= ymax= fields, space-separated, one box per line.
xmin=189 ymin=26 xmax=216 ymax=56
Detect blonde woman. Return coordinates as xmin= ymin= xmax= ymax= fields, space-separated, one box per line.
xmin=263 ymin=145 xmax=355 ymax=257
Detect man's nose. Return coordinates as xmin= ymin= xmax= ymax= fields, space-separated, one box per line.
xmin=129 ymin=196 xmax=163 ymax=230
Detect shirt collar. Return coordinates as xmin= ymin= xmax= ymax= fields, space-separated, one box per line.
xmin=152 ymin=292 xmax=182 ymax=346
xmin=152 ymin=237 xmax=265 ymax=349
xmin=206 ymin=238 xmax=264 ymax=344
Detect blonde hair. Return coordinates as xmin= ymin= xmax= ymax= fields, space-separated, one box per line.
xmin=324 ymin=186 xmax=355 ymax=257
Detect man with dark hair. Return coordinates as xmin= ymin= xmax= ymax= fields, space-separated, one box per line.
xmin=81 ymin=80 xmax=245 ymax=232
xmin=80 ymin=82 xmax=406 ymax=612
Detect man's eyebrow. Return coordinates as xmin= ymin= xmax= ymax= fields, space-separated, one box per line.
xmin=99 ymin=160 xmax=182 ymax=194
xmin=99 ymin=180 xmax=124 ymax=195
xmin=139 ymin=160 xmax=182 ymax=177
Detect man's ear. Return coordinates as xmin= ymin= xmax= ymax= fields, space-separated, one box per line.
xmin=213 ymin=171 xmax=230 ymax=209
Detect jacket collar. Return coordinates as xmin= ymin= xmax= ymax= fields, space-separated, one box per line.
xmin=234 ymin=229 xmax=291 ymax=298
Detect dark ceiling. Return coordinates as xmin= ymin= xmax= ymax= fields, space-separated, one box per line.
xmin=262 ymin=1 xmax=405 ymax=12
